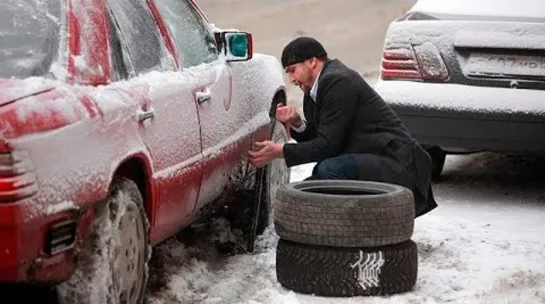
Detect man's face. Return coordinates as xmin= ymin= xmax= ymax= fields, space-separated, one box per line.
xmin=285 ymin=58 xmax=316 ymax=94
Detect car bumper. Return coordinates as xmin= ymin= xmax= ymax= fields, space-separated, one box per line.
xmin=0 ymin=200 xmax=93 ymax=283
xmin=374 ymin=80 xmax=545 ymax=154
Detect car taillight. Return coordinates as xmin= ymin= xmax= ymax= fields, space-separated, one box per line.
xmin=0 ymin=151 xmax=38 ymax=202
xmin=381 ymin=42 xmax=450 ymax=82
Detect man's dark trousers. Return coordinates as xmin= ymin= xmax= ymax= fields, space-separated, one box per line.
xmin=306 ymin=155 xmax=359 ymax=180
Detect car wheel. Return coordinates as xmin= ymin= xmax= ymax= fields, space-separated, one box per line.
xmin=256 ymin=121 xmax=291 ymax=234
xmin=426 ymin=146 xmax=446 ymax=182
xmin=274 ymin=180 xmax=415 ymax=247
xmin=57 ymin=177 xmax=150 ymax=304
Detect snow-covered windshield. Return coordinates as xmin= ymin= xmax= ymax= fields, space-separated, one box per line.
xmin=0 ymin=0 xmax=61 ymax=79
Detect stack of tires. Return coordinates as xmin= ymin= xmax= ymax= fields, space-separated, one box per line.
xmin=273 ymin=180 xmax=418 ymax=297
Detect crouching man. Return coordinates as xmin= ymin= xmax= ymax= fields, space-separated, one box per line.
xmin=249 ymin=37 xmax=437 ymax=217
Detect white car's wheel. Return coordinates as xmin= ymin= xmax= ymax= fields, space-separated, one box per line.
xmin=58 ymin=177 xmax=150 ymax=304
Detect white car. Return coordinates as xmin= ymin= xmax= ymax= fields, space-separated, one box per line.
xmin=374 ymin=0 xmax=545 ymax=180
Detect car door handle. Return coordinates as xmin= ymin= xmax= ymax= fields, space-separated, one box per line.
xmin=196 ymin=89 xmax=212 ymax=104
xmin=137 ymin=106 xmax=155 ymax=122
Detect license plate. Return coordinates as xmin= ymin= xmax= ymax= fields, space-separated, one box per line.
xmin=465 ymin=53 xmax=545 ymax=77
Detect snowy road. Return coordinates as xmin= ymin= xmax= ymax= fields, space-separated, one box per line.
xmin=144 ymin=152 xmax=545 ymax=304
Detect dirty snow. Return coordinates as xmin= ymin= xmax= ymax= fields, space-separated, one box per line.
xmin=145 ymin=153 xmax=545 ymax=304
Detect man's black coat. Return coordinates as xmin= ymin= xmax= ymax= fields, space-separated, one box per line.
xmin=282 ymin=59 xmax=437 ymax=217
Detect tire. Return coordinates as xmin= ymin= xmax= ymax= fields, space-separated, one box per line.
xmin=276 ymin=239 xmax=418 ymax=297
xmin=225 ymin=121 xmax=291 ymax=236
xmin=57 ymin=177 xmax=150 ymax=304
xmin=256 ymin=120 xmax=291 ymax=234
xmin=274 ymin=180 xmax=414 ymax=247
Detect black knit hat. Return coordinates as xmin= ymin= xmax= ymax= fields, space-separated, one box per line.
xmin=281 ymin=37 xmax=328 ymax=68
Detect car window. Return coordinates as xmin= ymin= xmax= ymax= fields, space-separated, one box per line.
xmin=155 ymin=0 xmax=218 ymax=68
xmin=107 ymin=10 xmax=129 ymax=81
xmin=0 ymin=0 xmax=61 ymax=78
xmin=106 ymin=0 xmax=167 ymax=74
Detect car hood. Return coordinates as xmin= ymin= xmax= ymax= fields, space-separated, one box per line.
xmin=0 ymin=78 xmax=55 ymax=107
xmin=411 ymin=0 xmax=545 ymax=21
xmin=0 ymin=77 xmax=97 ymax=138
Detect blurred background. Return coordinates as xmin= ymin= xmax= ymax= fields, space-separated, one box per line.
xmin=198 ymin=0 xmax=416 ymax=107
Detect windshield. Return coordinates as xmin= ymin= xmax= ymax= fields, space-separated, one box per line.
xmin=0 ymin=0 xmax=62 ymax=79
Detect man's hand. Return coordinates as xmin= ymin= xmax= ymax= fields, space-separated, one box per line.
xmin=248 ymin=141 xmax=284 ymax=168
xmin=276 ymin=104 xmax=303 ymax=128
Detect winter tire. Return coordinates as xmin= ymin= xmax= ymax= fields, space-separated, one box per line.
xmin=222 ymin=120 xmax=290 ymax=238
xmin=57 ymin=177 xmax=150 ymax=304
xmin=276 ymin=239 xmax=418 ymax=297
xmin=257 ymin=120 xmax=291 ymax=234
xmin=274 ymin=180 xmax=415 ymax=247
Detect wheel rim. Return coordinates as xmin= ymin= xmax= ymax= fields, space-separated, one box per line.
xmin=113 ymin=202 xmax=146 ymax=303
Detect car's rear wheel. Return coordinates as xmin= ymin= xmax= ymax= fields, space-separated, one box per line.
xmin=57 ymin=177 xmax=150 ymax=304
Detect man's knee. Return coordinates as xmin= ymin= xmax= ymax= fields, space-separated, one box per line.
xmin=312 ymin=155 xmax=359 ymax=180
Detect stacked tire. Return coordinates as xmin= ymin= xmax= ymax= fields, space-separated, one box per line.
xmin=273 ymin=180 xmax=418 ymax=297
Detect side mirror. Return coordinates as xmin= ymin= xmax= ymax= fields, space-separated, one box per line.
xmin=216 ymin=31 xmax=253 ymax=62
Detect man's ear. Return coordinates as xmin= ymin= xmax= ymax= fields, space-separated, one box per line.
xmin=308 ymin=57 xmax=317 ymax=68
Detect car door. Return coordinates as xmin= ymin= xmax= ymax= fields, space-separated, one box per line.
xmin=154 ymin=0 xmax=247 ymax=214
xmin=105 ymin=0 xmax=203 ymax=241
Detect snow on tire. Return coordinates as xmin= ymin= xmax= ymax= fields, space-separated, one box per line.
xmin=259 ymin=121 xmax=291 ymax=233
xmin=276 ymin=239 xmax=418 ymax=297
xmin=57 ymin=177 xmax=150 ymax=304
xmin=274 ymin=180 xmax=415 ymax=247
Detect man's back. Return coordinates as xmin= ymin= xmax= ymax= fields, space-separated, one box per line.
xmin=302 ymin=59 xmax=415 ymax=157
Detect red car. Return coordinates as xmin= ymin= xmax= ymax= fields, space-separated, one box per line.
xmin=0 ymin=0 xmax=289 ymax=302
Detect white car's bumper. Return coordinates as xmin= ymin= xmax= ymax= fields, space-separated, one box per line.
xmin=374 ymin=80 xmax=545 ymax=153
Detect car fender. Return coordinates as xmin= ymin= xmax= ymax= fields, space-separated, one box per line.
xmin=228 ymin=53 xmax=286 ymax=119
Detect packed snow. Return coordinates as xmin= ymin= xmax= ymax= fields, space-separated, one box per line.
xmin=144 ymin=152 xmax=545 ymax=304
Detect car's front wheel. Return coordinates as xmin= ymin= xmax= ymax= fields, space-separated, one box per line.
xmin=257 ymin=120 xmax=291 ymax=234
xmin=57 ymin=177 xmax=150 ymax=304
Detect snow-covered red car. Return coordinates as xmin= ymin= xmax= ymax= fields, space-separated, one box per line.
xmin=374 ymin=0 xmax=545 ymax=180
xmin=0 ymin=0 xmax=289 ymax=301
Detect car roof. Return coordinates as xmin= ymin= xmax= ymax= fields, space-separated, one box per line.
xmin=410 ymin=0 xmax=545 ymax=20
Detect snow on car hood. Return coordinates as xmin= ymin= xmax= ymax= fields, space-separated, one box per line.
xmin=0 ymin=77 xmax=55 ymax=106
xmin=411 ymin=0 xmax=545 ymax=20
xmin=0 ymin=77 xmax=100 ymax=138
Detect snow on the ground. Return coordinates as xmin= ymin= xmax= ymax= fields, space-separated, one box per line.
xmin=145 ymin=153 xmax=545 ymax=304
